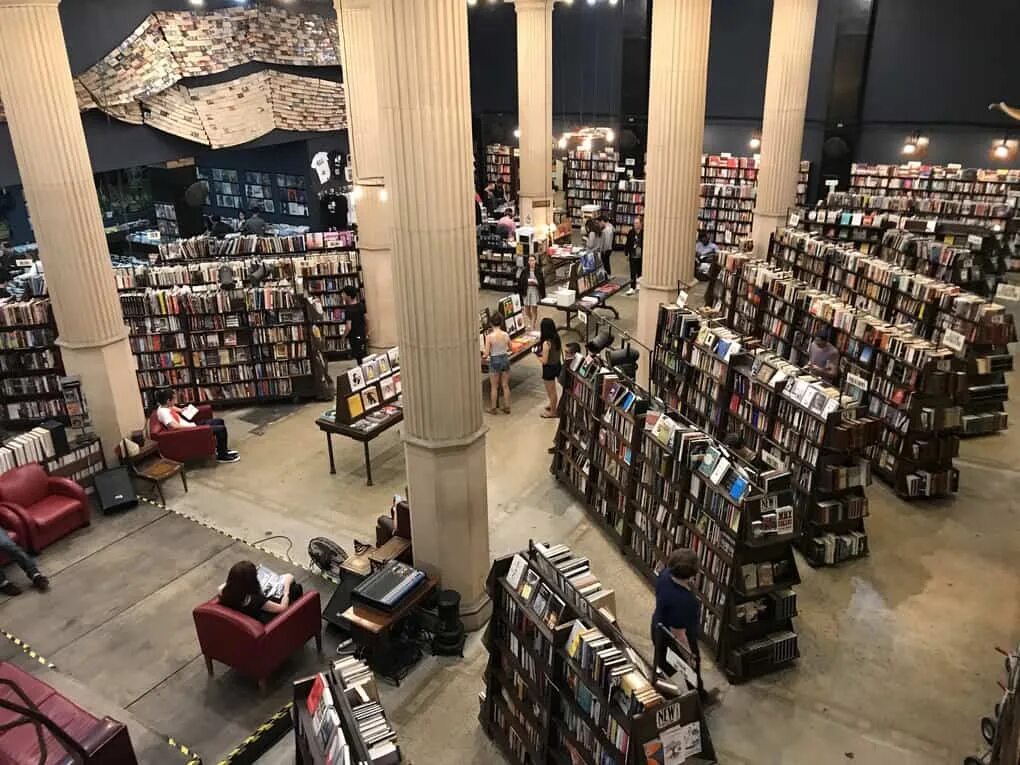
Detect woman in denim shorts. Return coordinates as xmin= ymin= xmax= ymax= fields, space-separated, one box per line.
xmin=484 ymin=313 xmax=513 ymax=414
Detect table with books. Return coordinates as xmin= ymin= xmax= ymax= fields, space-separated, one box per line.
xmin=479 ymin=296 xmax=542 ymax=374
xmin=318 ymin=348 xmax=402 ymax=486
xmin=542 ymin=268 xmax=627 ymax=338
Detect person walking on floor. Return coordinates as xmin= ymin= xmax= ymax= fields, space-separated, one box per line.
xmin=536 ymin=318 xmax=562 ymax=418
xmin=584 ymin=218 xmax=601 ymax=260
xmin=484 ymin=312 xmax=513 ymax=415
xmin=517 ymin=254 xmax=545 ymax=331
xmin=652 ymin=548 xmax=717 ymax=705
xmin=341 ymin=285 xmax=368 ymax=365
xmin=0 ymin=529 xmax=49 ymax=595
xmin=600 ymin=214 xmax=615 ymax=275
xmin=624 ymin=216 xmax=643 ymax=295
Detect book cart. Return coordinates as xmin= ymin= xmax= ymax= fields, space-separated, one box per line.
xmin=294 ymin=656 xmax=402 ymax=765
xmin=479 ymin=540 xmax=716 ymax=764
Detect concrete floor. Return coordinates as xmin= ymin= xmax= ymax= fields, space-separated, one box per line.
xmin=2 ymin=254 xmax=1016 ymax=764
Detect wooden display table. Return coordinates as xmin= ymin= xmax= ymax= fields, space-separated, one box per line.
xmin=315 ymin=410 xmax=403 ymax=486
xmin=543 ymin=275 xmax=627 ymax=337
xmin=480 ymin=331 xmax=540 ymax=374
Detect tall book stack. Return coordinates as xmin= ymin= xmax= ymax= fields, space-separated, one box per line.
xmin=613 ymin=178 xmax=645 ymax=248
xmin=479 ymin=541 xmax=715 ymax=763
xmin=0 ymin=298 xmax=66 ymax=427
xmin=706 ymin=250 xmax=752 ymax=321
xmin=294 ymin=657 xmax=402 ymax=765
xmin=565 ymin=148 xmax=618 ymax=225
xmin=866 ymin=324 xmax=965 ymax=497
xmin=485 ymin=143 xmax=519 ymax=200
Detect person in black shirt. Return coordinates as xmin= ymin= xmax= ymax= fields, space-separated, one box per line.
xmin=652 ymin=548 xmax=716 ymax=705
xmin=210 ymin=215 xmax=233 ymax=238
xmin=624 ymin=215 xmax=643 ymax=295
xmin=342 ymin=285 xmax=368 ymax=364
xmin=218 ymin=560 xmax=302 ymax=623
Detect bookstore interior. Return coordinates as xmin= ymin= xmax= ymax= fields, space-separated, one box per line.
xmin=0 ymin=1 xmax=1018 ymax=764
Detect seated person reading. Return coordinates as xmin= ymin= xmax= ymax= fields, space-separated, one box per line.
xmin=155 ymin=389 xmax=239 ymax=463
xmin=218 ymin=560 xmax=303 ymax=623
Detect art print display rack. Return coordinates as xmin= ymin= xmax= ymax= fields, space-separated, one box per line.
xmin=566 ymin=148 xmax=618 ymax=226
xmin=332 ymin=348 xmax=401 ymax=434
xmin=479 ymin=540 xmax=715 ymax=764
xmin=0 ymin=298 xmax=68 ymax=427
xmin=294 ymin=656 xmax=402 ymax=765
xmin=485 ymin=143 xmax=519 ymax=199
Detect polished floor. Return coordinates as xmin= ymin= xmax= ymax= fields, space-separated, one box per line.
xmin=1 ymin=264 xmax=1016 ymax=764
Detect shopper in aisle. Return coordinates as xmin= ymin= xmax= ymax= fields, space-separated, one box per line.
xmin=584 ymin=218 xmax=601 ymax=258
xmin=600 ymin=214 xmax=615 ymax=275
xmin=517 ymin=254 xmax=545 ymax=330
xmin=624 ymin=216 xmax=644 ymax=295
xmin=0 ymin=528 xmax=49 ymax=594
xmin=808 ymin=330 xmax=840 ymax=383
xmin=210 ymin=215 xmax=234 ymax=238
xmin=484 ymin=313 xmax=513 ymax=415
xmin=242 ymin=206 xmax=268 ymax=236
xmin=218 ymin=560 xmax=302 ymax=624
xmin=155 ymin=389 xmax=240 ymax=463
xmin=497 ymin=211 xmax=516 ymax=239
xmin=554 ymin=216 xmax=573 ymax=245
xmin=341 ymin=285 xmax=368 ymax=365
xmin=536 ymin=318 xmax=562 ymax=418
xmin=547 ymin=342 xmax=581 ymax=454
xmin=652 ymin=548 xmax=715 ymax=705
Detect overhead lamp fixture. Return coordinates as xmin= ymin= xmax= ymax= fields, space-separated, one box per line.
xmin=609 ymin=0 xmax=619 ymax=4
xmin=352 ymin=185 xmax=364 ymax=201
xmin=558 ymin=135 xmax=568 ymax=149
xmin=467 ymin=0 xmax=477 ymax=5
xmin=587 ymin=0 xmax=596 ymax=5
xmin=749 ymin=133 xmax=761 ymax=151
xmin=378 ymin=188 xmax=388 ymax=202
xmin=513 ymin=128 xmax=520 ymax=138
xmin=993 ymin=138 xmax=1011 ymax=160
xmin=189 ymin=0 xmax=204 ymax=5
xmin=605 ymin=128 xmax=615 ymax=144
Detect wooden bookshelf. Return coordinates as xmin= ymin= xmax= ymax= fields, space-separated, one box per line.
xmin=477 ymin=227 xmax=518 ymax=292
xmin=0 ymin=298 xmax=67 ymax=428
xmin=480 ymin=541 xmax=715 ymax=764
xmin=485 ymin=143 xmax=519 ymax=201
xmin=613 ymin=178 xmax=645 ymax=249
xmin=565 ymin=148 xmax=618 ymax=226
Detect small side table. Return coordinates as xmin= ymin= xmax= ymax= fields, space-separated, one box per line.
xmin=133 ymin=456 xmax=187 ymax=506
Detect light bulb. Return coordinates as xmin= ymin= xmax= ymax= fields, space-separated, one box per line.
xmin=587 ymin=0 xmax=596 ymax=5
xmin=609 ymin=0 xmax=618 ymax=4
xmin=352 ymin=185 xmax=364 ymax=200
xmin=378 ymin=188 xmax=388 ymax=202
xmin=901 ymin=142 xmax=916 ymax=156
xmin=749 ymin=136 xmax=761 ymax=150
xmin=994 ymin=141 xmax=1010 ymax=160
xmin=916 ymin=135 xmax=929 ymax=147
xmin=468 ymin=0 xmax=477 ymax=5
xmin=558 ymin=136 xmax=568 ymax=150
xmin=189 ymin=0 xmax=204 ymax=6
xmin=513 ymin=128 xmax=520 ymax=138
xmin=605 ymin=129 xmax=615 ymax=143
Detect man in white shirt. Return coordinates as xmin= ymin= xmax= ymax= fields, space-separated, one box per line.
xmin=155 ymin=389 xmax=239 ymax=463
xmin=600 ymin=215 xmax=615 ymax=275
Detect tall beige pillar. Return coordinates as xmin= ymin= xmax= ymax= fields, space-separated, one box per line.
xmin=635 ymin=0 xmax=712 ymax=373
xmin=750 ymin=0 xmax=819 ymax=257
xmin=513 ymin=0 xmax=555 ymax=229
xmin=0 ymin=0 xmax=142 ymax=459
xmin=336 ymin=0 xmax=397 ymax=349
xmin=371 ymin=0 xmax=491 ymax=628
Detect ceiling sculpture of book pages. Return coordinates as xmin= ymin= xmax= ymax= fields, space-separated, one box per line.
xmin=0 ymin=6 xmax=346 ymax=148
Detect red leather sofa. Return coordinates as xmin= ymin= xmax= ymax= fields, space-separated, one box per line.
xmin=0 ymin=464 xmax=89 ymax=553
xmin=148 ymin=404 xmax=217 ymax=463
xmin=193 ymin=590 xmax=322 ymax=690
xmin=0 ymin=661 xmax=137 ymax=764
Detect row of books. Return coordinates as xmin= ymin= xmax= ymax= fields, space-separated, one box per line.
xmin=158 ymin=230 xmax=356 ymax=260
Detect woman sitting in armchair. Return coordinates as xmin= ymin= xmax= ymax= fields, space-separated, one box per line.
xmin=218 ymin=560 xmax=302 ymax=623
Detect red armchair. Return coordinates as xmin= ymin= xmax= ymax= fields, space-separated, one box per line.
xmin=0 ymin=661 xmax=138 ymax=764
xmin=0 ymin=464 xmax=89 ymax=553
xmin=193 ymin=590 xmax=322 ymax=690
xmin=148 ymin=404 xmax=216 ymax=463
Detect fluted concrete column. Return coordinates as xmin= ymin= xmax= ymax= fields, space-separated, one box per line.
xmin=750 ymin=0 xmax=819 ymax=257
xmin=513 ymin=0 xmax=555 ymax=229
xmin=0 ymin=0 xmax=142 ymax=459
xmin=636 ymin=0 xmax=712 ymax=376
xmin=336 ymin=0 xmax=397 ymax=348
xmin=371 ymin=0 xmax=491 ymax=628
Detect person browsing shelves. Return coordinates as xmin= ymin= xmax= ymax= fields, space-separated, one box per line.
xmin=218 ymin=560 xmax=302 ymax=623
xmin=624 ymin=216 xmax=643 ymax=295
xmin=484 ymin=312 xmax=513 ymax=415
xmin=652 ymin=548 xmax=717 ymax=705
xmin=536 ymin=318 xmax=562 ymax=418
xmin=155 ymin=389 xmax=239 ymax=463
xmin=342 ymin=285 xmax=368 ymax=365
xmin=808 ymin=330 xmax=840 ymax=382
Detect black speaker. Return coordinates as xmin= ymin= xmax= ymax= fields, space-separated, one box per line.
xmin=40 ymin=420 xmax=69 ymax=458
xmin=93 ymin=467 xmax=138 ymax=514
xmin=321 ymin=574 xmax=363 ymax=631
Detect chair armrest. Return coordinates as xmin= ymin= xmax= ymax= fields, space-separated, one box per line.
xmin=0 ymin=502 xmax=28 ymax=542
xmin=193 ymin=405 xmax=215 ymax=424
xmin=47 ymin=476 xmax=88 ymax=506
xmin=264 ymin=591 xmax=322 ymax=647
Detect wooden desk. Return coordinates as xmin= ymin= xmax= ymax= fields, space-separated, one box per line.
xmin=315 ymin=411 xmax=403 ymax=486
xmin=341 ymin=575 xmax=438 ymax=685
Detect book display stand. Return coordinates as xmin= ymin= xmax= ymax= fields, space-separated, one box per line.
xmin=479 ymin=541 xmax=715 ymax=764
xmin=294 ymin=656 xmax=402 ymax=765
xmin=480 ymin=295 xmax=541 ymax=374
xmin=0 ymin=298 xmax=68 ymax=427
xmin=332 ymin=348 xmax=402 ymax=430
